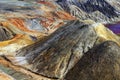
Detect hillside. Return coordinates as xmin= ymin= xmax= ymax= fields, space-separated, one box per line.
xmin=0 ymin=0 xmax=120 ymax=80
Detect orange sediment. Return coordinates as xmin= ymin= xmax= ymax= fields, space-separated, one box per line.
xmin=8 ymin=18 xmax=29 ymax=31
xmin=0 ymin=34 xmax=34 ymax=47
xmin=55 ymin=11 xmax=76 ymax=20
xmin=38 ymin=1 xmax=56 ymax=8
xmin=0 ymin=35 xmax=23 ymax=46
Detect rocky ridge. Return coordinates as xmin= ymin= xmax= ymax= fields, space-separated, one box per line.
xmin=0 ymin=0 xmax=120 ymax=80
xmin=8 ymin=20 xmax=120 ymax=79
xmin=57 ymin=0 xmax=120 ymax=23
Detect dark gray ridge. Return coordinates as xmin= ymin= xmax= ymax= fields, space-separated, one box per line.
xmin=16 ymin=20 xmax=99 ymax=78
xmin=57 ymin=0 xmax=120 ymax=23
xmin=65 ymin=41 xmax=120 ymax=80
xmin=0 ymin=26 xmax=14 ymax=41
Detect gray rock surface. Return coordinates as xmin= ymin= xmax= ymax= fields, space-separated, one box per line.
xmin=0 ymin=26 xmax=14 ymax=41
xmin=57 ymin=0 xmax=120 ymax=23
xmin=65 ymin=41 xmax=120 ymax=80
xmin=15 ymin=19 xmax=120 ymax=79
xmin=16 ymin=21 xmax=98 ymax=78
xmin=0 ymin=56 xmax=51 ymax=80
xmin=0 ymin=0 xmax=120 ymax=80
xmin=1 ymin=20 xmax=120 ymax=80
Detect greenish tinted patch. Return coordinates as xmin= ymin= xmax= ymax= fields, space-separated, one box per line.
xmin=0 ymin=64 xmax=32 ymax=80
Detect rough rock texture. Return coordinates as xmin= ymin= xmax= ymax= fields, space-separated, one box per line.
xmin=0 ymin=56 xmax=52 ymax=80
xmin=0 ymin=0 xmax=75 ymax=55
xmin=65 ymin=41 xmax=120 ymax=80
xmin=0 ymin=69 xmax=15 ymax=80
xmin=15 ymin=20 xmax=120 ymax=79
xmin=0 ymin=0 xmax=120 ymax=80
xmin=16 ymin=21 xmax=98 ymax=78
xmin=57 ymin=0 xmax=120 ymax=23
xmin=0 ymin=26 xmax=14 ymax=41
xmin=0 ymin=21 xmax=120 ymax=80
